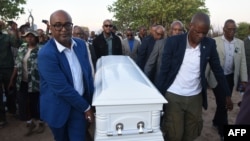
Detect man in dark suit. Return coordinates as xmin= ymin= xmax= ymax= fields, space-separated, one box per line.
xmin=38 ymin=10 xmax=94 ymax=141
xmin=144 ymin=20 xmax=184 ymax=84
xmin=236 ymin=76 xmax=250 ymax=124
xmin=155 ymin=12 xmax=233 ymax=141
xmin=136 ymin=25 xmax=165 ymax=70
xmin=244 ymin=25 xmax=250 ymax=77
xmin=92 ymin=19 xmax=122 ymax=60
xmin=236 ymin=26 xmax=250 ymax=125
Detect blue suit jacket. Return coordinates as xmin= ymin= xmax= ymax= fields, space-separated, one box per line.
xmin=155 ymin=33 xmax=230 ymax=109
xmin=38 ymin=38 xmax=94 ymax=128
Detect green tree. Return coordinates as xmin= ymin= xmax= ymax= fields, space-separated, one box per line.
xmin=0 ymin=0 xmax=26 ymax=21
xmin=236 ymin=22 xmax=250 ymax=40
xmin=108 ymin=0 xmax=209 ymax=32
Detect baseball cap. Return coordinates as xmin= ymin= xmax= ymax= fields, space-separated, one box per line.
xmin=22 ymin=30 xmax=38 ymax=37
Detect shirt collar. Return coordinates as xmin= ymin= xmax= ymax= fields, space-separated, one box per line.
xmin=222 ymin=35 xmax=235 ymax=43
xmin=103 ymin=32 xmax=113 ymax=39
xmin=55 ymin=39 xmax=77 ymax=53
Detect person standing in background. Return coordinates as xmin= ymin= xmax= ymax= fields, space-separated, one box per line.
xmin=0 ymin=20 xmax=21 ymax=128
xmin=235 ymin=76 xmax=250 ymax=124
xmin=243 ymin=25 xmax=250 ymax=77
xmin=144 ymin=20 xmax=184 ymax=83
xmin=92 ymin=19 xmax=122 ymax=60
xmin=73 ymin=25 xmax=96 ymax=74
xmin=135 ymin=26 xmax=147 ymax=44
xmin=207 ymin=19 xmax=248 ymax=140
xmin=8 ymin=30 xmax=45 ymax=136
xmin=137 ymin=25 xmax=165 ymax=70
xmin=88 ymin=31 xmax=96 ymax=45
xmin=235 ymin=24 xmax=250 ymax=124
xmin=122 ymin=28 xmax=141 ymax=62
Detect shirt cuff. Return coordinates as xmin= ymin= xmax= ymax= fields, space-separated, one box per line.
xmin=84 ymin=105 xmax=90 ymax=112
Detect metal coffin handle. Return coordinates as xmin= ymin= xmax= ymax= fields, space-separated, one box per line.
xmin=137 ymin=121 xmax=144 ymax=134
xmin=116 ymin=123 xmax=123 ymax=136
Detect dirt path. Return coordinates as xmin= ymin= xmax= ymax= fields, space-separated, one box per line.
xmin=0 ymin=89 xmax=241 ymax=141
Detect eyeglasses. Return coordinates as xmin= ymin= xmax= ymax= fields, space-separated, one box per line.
xmin=104 ymin=24 xmax=113 ymax=28
xmin=127 ymin=34 xmax=133 ymax=37
xmin=52 ymin=22 xmax=73 ymax=31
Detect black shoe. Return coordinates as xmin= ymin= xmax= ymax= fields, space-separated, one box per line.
xmin=36 ymin=122 xmax=45 ymax=133
xmin=25 ymin=122 xmax=36 ymax=136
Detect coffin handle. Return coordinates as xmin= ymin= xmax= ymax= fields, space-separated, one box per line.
xmin=116 ymin=123 xmax=123 ymax=135
xmin=137 ymin=121 xmax=144 ymax=134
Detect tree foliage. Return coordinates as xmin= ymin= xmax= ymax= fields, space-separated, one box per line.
xmin=107 ymin=0 xmax=209 ymax=32
xmin=0 ymin=0 xmax=26 ymax=21
xmin=236 ymin=22 xmax=250 ymax=40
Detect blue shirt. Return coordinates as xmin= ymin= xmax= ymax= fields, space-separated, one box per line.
xmin=128 ymin=39 xmax=134 ymax=52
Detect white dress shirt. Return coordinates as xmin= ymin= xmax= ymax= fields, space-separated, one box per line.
xmin=222 ymin=35 xmax=235 ymax=75
xmin=55 ymin=39 xmax=84 ymax=96
xmin=167 ymin=40 xmax=201 ymax=96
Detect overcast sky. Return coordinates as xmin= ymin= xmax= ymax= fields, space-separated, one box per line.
xmin=15 ymin=0 xmax=250 ymax=32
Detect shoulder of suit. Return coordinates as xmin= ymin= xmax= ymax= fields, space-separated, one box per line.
xmin=234 ymin=37 xmax=244 ymax=44
xmin=113 ymin=34 xmax=122 ymax=40
xmin=72 ymin=37 xmax=86 ymax=46
xmin=213 ymin=36 xmax=221 ymax=40
xmin=72 ymin=37 xmax=81 ymax=42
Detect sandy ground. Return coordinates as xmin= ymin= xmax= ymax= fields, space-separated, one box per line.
xmin=0 ymin=88 xmax=242 ymax=141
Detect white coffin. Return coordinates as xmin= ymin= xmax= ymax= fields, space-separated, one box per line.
xmin=92 ymin=56 xmax=167 ymax=141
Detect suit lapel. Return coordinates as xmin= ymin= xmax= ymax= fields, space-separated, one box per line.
xmin=132 ymin=39 xmax=138 ymax=53
xmin=73 ymin=41 xmax=88 ymax=79
xmin=200 ymin=42 xmax=207 ymax=71
xmin=73 ymin=41 xmax=90 ymax=96
xmin=179 ymin=34 xmax=188 ymax=64
xmin=50 ymin=39 xmax=74 ymax=85
xmin=234 ymin=40 xmax=240 ymax=66
xmin=217 ymin=38 xmax=225 ymax=57
xmin=58 ymin=51 xmax=74 ymax=85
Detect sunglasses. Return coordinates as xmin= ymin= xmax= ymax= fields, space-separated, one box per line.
xmin=127 ymin=34 xmax=133 ymax=37
xmin=104 ymin=24 xmax=113 ymax=28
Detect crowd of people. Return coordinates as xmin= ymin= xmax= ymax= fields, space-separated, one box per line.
xmin=0 ymin=9 xmax=250 ymax=141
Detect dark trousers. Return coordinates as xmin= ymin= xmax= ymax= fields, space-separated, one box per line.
xmin=162 ymin=92 xmax=203 ymax=141
xmin=49 ymin=108 xmax=87 ymax=141
xmin=17 ymin=81 xmax=40 ymax=121
xmin=212 ymin=73 xmax=234 ymax=136
xmin=0 ymin=68 xmax=17 ymax=122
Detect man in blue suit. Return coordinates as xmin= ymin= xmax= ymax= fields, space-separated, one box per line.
xmin=156 ymin=13 xmax=233 ymax=141
xmin=38 ymin=10 xmax=94 ymax=141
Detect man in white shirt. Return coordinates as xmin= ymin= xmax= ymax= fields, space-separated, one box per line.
xmin=156 ymin=13 xmax=233 ymax=141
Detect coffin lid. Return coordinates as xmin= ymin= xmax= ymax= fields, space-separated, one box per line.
xmin=92 ymin=56 xmax=167 ymax=106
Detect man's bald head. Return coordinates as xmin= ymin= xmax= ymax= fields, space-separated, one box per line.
xmin=50 ymin=10 xmax=72 ymax=24
xmin=190 ymin=12 xmax=210 ymax=27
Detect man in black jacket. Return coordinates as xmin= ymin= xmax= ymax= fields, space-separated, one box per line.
xmin=92 ymin=19 xmax=122 ymax=60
